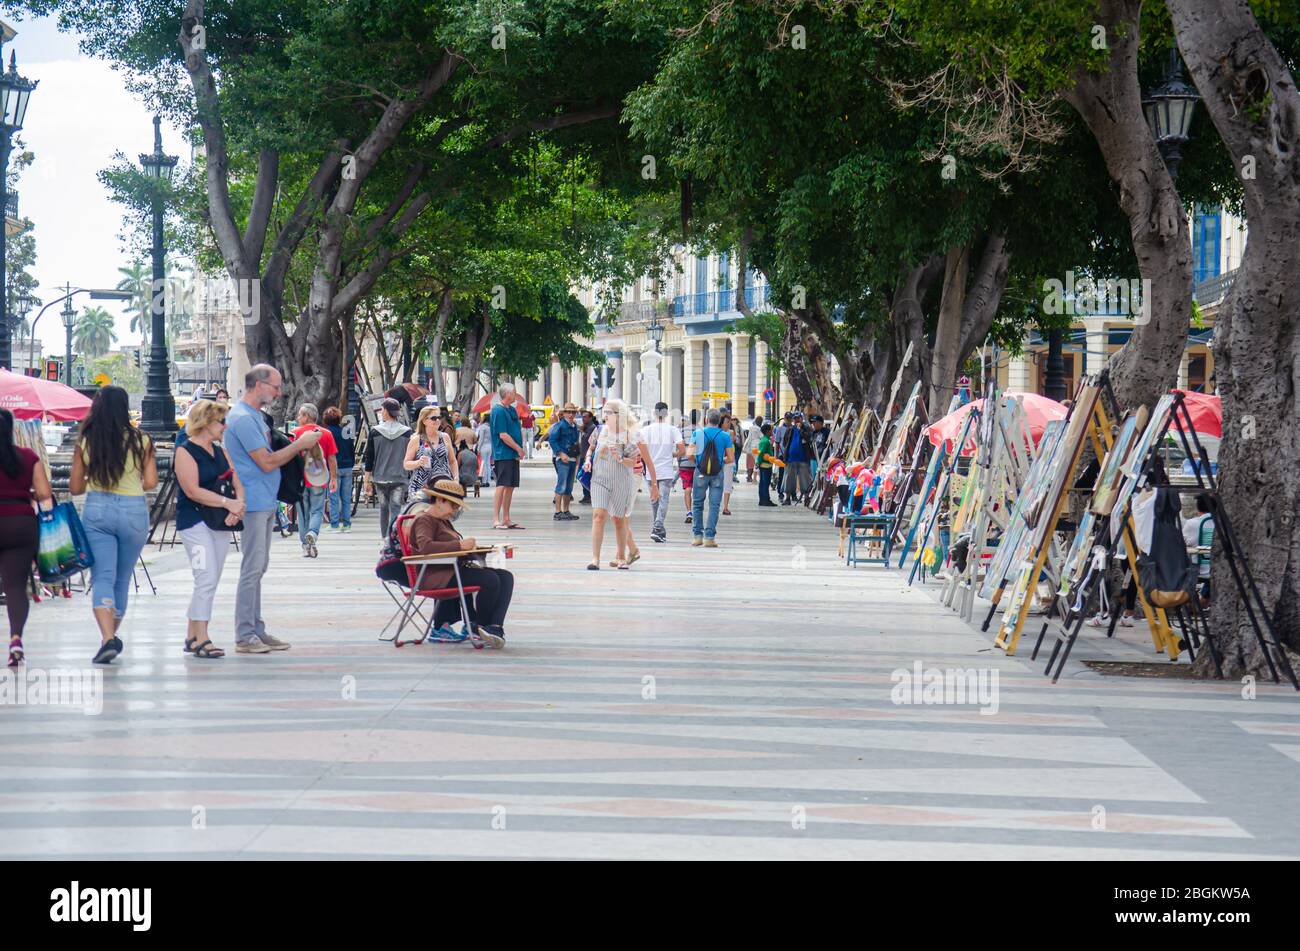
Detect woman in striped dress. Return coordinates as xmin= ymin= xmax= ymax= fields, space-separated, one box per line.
xmin=405 ymin=406 xmax=456 ymax=500
xmin=584 ymin=399 xmax=658 ymax=570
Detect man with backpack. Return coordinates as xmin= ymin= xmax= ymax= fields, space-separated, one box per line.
xmin=363 ymin=398 xmax=413 ymax=537
xmin=689 ymin=408 xmax=734 ymax=548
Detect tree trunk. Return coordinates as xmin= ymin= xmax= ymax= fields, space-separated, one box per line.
xmin=429 ymin=287 xmax=453 ymax=407
xmin=928 ymin=243 xmax=971 ymax=418
xmin=1062 ymin=0 xmax=1192 ymax=417
xmin=779 ymin=315 xmax=818 ymax=411
xmin=1167 ymin=0 xmax=1300 ymax=673
xmin=453 ymin=304 xmax=493 ymax=416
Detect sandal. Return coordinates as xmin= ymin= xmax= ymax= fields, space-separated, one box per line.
xmin=188 ymin=639 xmax=225 ymax=659
xmin=586 ymin=563 xmax=600 ymax=570
xmin=627 ymin=549 xmax=641 ymax=566
xmin=7 ymin=636 xmax=23 ymax=667
xmin=613 ymin=559 xmax=630 ymax=569
xmin=504 ymin=523 xmax=526 ymax=530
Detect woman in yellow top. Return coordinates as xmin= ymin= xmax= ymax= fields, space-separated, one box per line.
xmin=70 ymin=385 xmax=159 ymax=665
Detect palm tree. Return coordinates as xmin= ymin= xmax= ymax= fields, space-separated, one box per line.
xmin=74 ymin=305 xmax=117 ymax=358
xmin=117 ymin=261 xmax=150 ymax=349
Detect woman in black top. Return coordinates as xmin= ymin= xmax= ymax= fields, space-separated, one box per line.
xmin=174 ymin=399 xmax=246 ymax=658
xmin=0 ymin=409 xmax=54 ymax=666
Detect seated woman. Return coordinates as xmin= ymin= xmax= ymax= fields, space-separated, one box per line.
xmin=408 ymin=478 xmax=514 ymax=650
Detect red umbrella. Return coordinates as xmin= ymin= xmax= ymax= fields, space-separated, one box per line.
xmin=1173 ymin=389 xmax=1222 ymax=437
xmin=926 ymin=392 xmax=1067 ymax=455
xmin=0 ymin=369 xmax=93 ymax=421
xmin=471 ymin=393 xmax=532 ymax=418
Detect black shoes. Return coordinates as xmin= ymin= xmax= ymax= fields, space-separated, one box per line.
xmin=93 ymin=637 xmax=124 ymax=665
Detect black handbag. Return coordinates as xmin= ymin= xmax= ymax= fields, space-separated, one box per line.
xmin=189 ymin=443 xmax=244 ymax=532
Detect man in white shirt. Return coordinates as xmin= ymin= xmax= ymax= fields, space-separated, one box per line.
xmin=1182 ymin=493 xmax=1215 ymax=603
xmin=641 ymin=401 xmax=685 ymax=542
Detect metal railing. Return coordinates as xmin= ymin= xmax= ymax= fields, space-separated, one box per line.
xmin=671 ymin=284 xmax=773 ymax=319
xmin=1193 ymin=268 xmax=1237 ymax=306
xmin=4 ymin=193 xmax=16 ymax=220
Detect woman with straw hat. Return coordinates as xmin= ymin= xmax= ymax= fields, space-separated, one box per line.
xmin=408 ymin=478 xmax=514 ymax=649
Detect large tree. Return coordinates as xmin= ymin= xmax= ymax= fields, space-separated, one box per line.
xmin=1164 ymin=0 xmax=1300 ymax=671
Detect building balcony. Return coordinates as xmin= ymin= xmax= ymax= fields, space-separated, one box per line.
xmin=5 ymin=192 xmax=20 ymax=237
xmin=671 ymin=284 xmax=773 ymax=321
xmin=1193 ymin=268 xmax=1236 ymax=307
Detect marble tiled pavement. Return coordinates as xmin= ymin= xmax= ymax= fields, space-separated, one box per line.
xmin=7 ymin=463 xmax=1299 ymax=859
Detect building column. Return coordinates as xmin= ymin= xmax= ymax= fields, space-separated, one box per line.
xmin=1007 ymin=351 xmax=1034 ymax=392
xmin=1084 ymin=317 xmax=1108 ymax=378
xmin=682 ymin=339 xmax=704 ymax=421
xmin=1177 ymin=350 xmax=1190 ymax=390
xmin=624 ymin=348 xmax=641 ymax=406
xmin=706 ymin=337 xmax=727 ymax=411
xmin=731 ymin=334 xmax=750 ymax=416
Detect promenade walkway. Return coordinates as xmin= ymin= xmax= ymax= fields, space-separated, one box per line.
xmin=6 ymin=463 xmax=1298 ymax=859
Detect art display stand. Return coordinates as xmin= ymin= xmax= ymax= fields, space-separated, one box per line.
xmin=990 ymin=376 xmax=1175 ymax=657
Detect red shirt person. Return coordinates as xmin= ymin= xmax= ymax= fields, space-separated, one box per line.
xmin=292 ymin=404 xmax=338 ymax=493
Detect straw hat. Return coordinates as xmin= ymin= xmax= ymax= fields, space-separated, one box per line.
xmin=561 ymin=401 xmax=579 ymax=413
xmin=423 ymin=478 xmax=467 ymax=507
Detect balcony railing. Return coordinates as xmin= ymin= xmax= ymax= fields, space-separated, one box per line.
xmin=671 ymin=284 xmax=773 ymax=319
xmin=617 ymin=300 xmax=671 ymax=323
xmin=4 ymin=193 xmax=16 ymax=220
xmin=1193 ymin=268 xmax=1236 ymax=306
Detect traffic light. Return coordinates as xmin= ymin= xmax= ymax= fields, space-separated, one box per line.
xmin=133 ymin=349 xmax=141 ymax=368
xmin=604 ymin=367 xmax=615 ymax=387
xmin=45 ymin=359 xmax=60 ymax=381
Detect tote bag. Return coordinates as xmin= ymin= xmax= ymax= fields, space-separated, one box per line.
xmin=36 ymin=502 xmax=95 ymax=582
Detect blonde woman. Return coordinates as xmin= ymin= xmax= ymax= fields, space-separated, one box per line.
xmin=405 ymin=405 xmax=457 ymax=500
xmin=174 ymin=399 xmax=246 ymax=659
xmin=583 ymin=399 xmax=658 ymax=569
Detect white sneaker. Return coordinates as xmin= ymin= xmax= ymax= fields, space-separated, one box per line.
xmin=235 ymin=636 xmax=273 ymax=654
xmin=1085 ymin=614 xmax=1109 ymax=628
xmin=1118 ymin=615 xmax=1135 ymax=628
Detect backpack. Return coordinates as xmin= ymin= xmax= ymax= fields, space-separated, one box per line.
xmin=266 ymin=420 xmax=305 ymax=507
xmin=1137 ymin=488 xmax=1197 ymax=609
xmin=375 ymin=500 xmax=428 ymax=584
xmin=698 ymin=430 xmax=723 ymax=477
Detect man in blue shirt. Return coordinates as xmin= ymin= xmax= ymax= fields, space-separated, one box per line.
xmin=689 ymin=408 xmax=735 ymax=547
xmin=782 ymin=412 xmax=813 ymax=505
xmin=223 ymin=364 xmax=320 ymax=654
xmin=490 ymin=383 xmax=525 ymax=529
xmin=547 ymin=402 xmax=581 ymax=522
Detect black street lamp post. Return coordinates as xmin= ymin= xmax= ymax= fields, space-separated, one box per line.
xmin=1143 ymin=48 xmax=1200 ymax=183
xmin=61 ymin=296 xmax=75 ymax=386
xmin=138 ymin=115 xmax=178 ymax=434
xmin=0 ymin=48 xmax=36 ymax=372
xmin=1044 ymin=328 xmax=1067 ymax=401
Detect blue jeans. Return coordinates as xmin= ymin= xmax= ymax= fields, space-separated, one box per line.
xmin=298 ymin=485 xmax=326 ymax=543
xmin=692 ymin=471 xmax=725 ymax=539
xmin=81 ymin=491 xmax=149 ymax=618
xmin=329 ymin=467 xmax=353 ymax=527
xmin=758 ymin=466 xmax=773 ymax=504
xmin=553 ymin=459 xmax=576 ymax=496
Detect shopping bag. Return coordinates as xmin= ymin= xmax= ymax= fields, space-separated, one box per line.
xmin=36 ymin=502 xmax=95 ymax=582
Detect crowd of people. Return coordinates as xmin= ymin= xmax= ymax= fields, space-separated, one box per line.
xmin=0 ymin=363 xmax=842 ymax=665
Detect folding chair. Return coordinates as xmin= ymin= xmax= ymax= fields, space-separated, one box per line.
xmin=378 ymin=514 xmax=482 ymax=648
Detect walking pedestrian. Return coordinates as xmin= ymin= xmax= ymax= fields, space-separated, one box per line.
xmin=292 ymin=403 xmax=338 ymax=557
xmin=719 ymin=412 xmax=739 ymax=515
xmin=680 ymin=413 xmax=697 ymax=524
xmin=69 ymin=385 xmax=158 ymax=664
xmin=475 ymin=412 xmax=493 ymax=487
xmin=405 ymin=405 xmax=456 ymax=501
xmin=689 ymin=407 xmax=734 ymax=548
xmin=0 ymin=408 xmax=54 ymax=667
xmin=547 ymin=402 xmax=581 ymax=521
xmin=408 ymin=478 xmax=515 ymax=649
xmin=743 ymin=414 xmax=764 ymax=482
xmin=490 ymin=383 xmax=525 ymax=530
xmin=641 ymin=401 xmax=684 ymax=543
xmin=223 ymin=364 xmax=322 ymax=653
xmin=577 ymin=410 xmax=596 ymax=504
xmin=756 ymin=423 xmax=777 ymax=506
xmin=322 ymin=405 xmax=355 ymax=533
xmin=363 ymin=398 xmax=412 ymax=537
xmin=174 ymin=399 xmax=246 ymax=659
xmin=584 ymin=398 xmax=657 ymax=569
xmin=781 ymin=412 xmax=813 ymax=505
xmin=771 ymin=412 xmax=791 ymax=498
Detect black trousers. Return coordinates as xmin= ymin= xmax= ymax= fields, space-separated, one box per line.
xmin=433 ymin=565 xmax=515 ymax=629
xmin=0 ymin=514 xmax=38 ymax=637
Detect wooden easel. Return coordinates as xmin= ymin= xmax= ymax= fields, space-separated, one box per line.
xmin=993 ymin=377 xmax=1175 ymax=658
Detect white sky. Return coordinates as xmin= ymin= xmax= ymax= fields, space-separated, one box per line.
xmin=6 ymin=12 xmax=187 ymax=359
